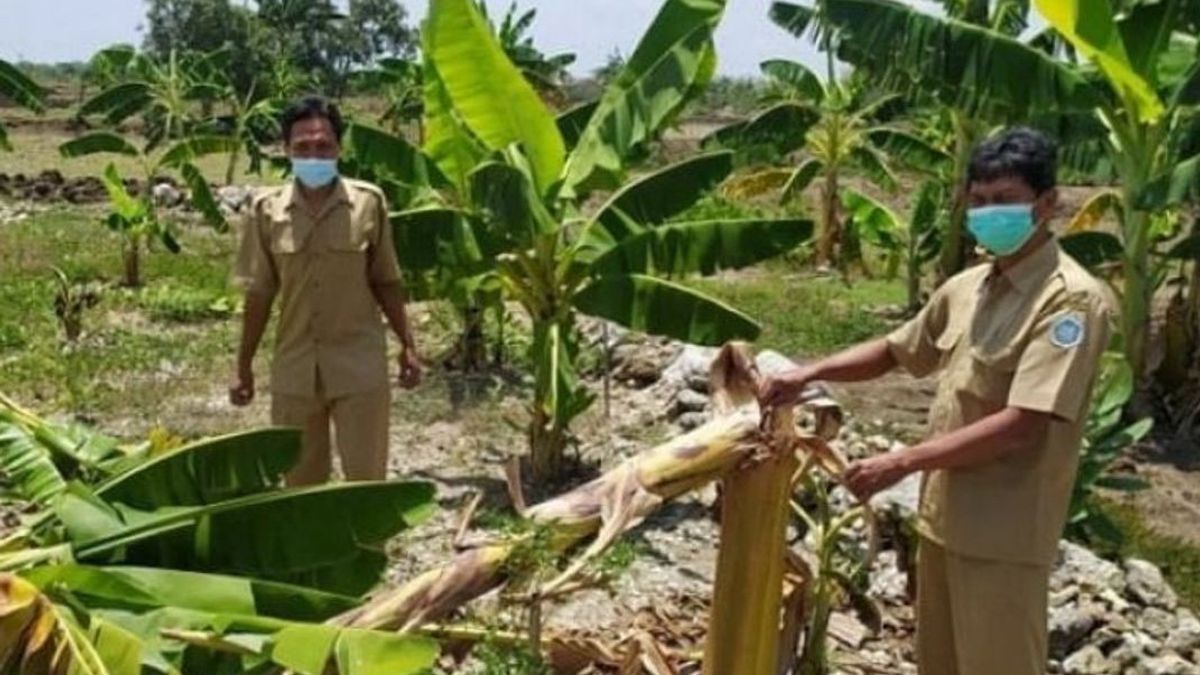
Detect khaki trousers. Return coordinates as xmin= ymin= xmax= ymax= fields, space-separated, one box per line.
xmin=916 ymin=537 xmax=1050 ymax=675
xmin=271 ymin=381 xmax=391 ymax=485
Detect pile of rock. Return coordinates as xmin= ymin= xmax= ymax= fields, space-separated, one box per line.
xmin=0 ymin=170 xmax=109 ymax=203
xmin=600 ymin=337 xmax=1200 ymax=674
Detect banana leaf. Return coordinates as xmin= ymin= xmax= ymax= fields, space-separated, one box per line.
xmin=424 ymin=0 xmax=564 ymax=194
xmin=573 ymin=274 xmax=760 ymax=346
xmin=587 ymin=218 xmax=812 ymax=278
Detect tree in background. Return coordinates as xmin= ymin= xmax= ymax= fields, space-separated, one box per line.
xmin=143 ymin=0 xmax=418 ymax=97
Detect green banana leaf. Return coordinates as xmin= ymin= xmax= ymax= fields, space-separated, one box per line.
xmin=425 ymin=0 xmax=564 ymax=194
xmin=1117 ymin=2 xmax=1185 ymax=88
xmin=1174 ymin=62 xmax=1200 ymax=106
xmin=842 ymin=189 xmax=904 ymax=251
xmin=562 ymin=0 xmax=727 ymax=194
xmin=390 ymin=207 xmax=484 ymax=274
xmin=271 ymin=624 xmax=437 ymax=675
xmin=468 ymin=159 xmax=557 ymax=248
xmin=778 ymin=0 xmax=1103 ymax=117
xmin=761 ymin=58 xmax=825 ymax=103
xmin=421 ymin=57 xmax=487 ymax=193
xmin=867 ymin=128 xmax=952 ymax=174
xmin=1139 ymin=153 xmax=1199 ymax=208
xmin=179 ymin=162 xmax=228 ymax=233
xmin=341 ymin=122 xmax=447 ymax=192
xmin=60 ymin=132 xmax=141 ymax=159
xmin=701 ymin=102 xmax=819 ymax=163
xmin=587 ymin=218 xmax=813 ymax=278
xmin=1060 ymin=231 xmax=1125 ymax=269
xmin=556 ymin=100 xmax=599 ymax=151
xmin=573 ymin=274 xmax=761 ymax=346
xmin=79 ymin=82 xmax=153 ymax=124
xmin=94 ymin=428 xmax=301 ymax=510
xmin=532 ymin=322 xmax=594 ymax=430
xmin=1035 ymin=0 xmax=1164 ymax=122
xmin=0 ymin=59 xmax=46 ymax=112
xmin=0 ymin=574 xmax=148 ymax=675
xmin=158 ymin=136 xmax=240 ymax=169
xmin=782 ymin=158 xmax=823 ymax=203
xmin=68 ymin=481 xmax=436 ymax=596
xmin=0 ymin=416 xmax=68 ymax=506
xmin=589 ymin=151 xmax=735 ymax=244
xmin=23 ymin=565 xmax=358 ymax=622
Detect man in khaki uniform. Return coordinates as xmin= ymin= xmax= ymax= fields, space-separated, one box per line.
xmin=230 ymin=96 xmax=422 ymax=485
xmin=761 ymin=128 xmax=1112 ymax=675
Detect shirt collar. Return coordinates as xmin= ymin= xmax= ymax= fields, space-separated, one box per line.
xmin=283 ymin=178 xmax=351 ymax=213
xmin=988 ymin=235 xmax=1059 ymax=296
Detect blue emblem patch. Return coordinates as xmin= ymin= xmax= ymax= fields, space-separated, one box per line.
xmin=1050 ymin=314 xmax=1085 ymax=348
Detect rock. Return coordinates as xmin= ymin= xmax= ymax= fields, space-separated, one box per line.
xmin=611 ymin=341 xmax=677 ymax=388
xmin=153 ymin=182 xmax=184 ymax=207
xmin=1141 ymin=606 xmax=1181 ymax=641
xmin=1168 ymin=610 xmax=1200 ymax=654
xmin=660 ymin=345 xmax=717 ymax=390
xmin=1063 ymin=645 xmax=1117 ymax=675
xmin=1053 ymin=541 xmax=1126 ymax=595
xmin=1126 ymin=559 xmax=1178 ymax=610
xmin=1135 ymin=653 xmax=1198 ymax=675
xmin=754 ymin=349 xmax=797 ymax=377
xmin=673 ymin=388 xmax=708 ymax=416
xmin=1050 ymin=605 xmax=1100 ymax=659
xmin=870 ymin=471 xmax=921 ymax=520
xmin=217 ymin=185 xmax=254 ymax=214
xmin=676 ymin=411 xmax=707 ymax=431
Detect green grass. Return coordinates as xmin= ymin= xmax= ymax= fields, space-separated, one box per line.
xmin=0 ymin=208 xmax=240 ymax=420
xmin=694 ymin=272 xmax=906 ymax=357
xmin=1095 ymin=499 xmax=1200 ymax=611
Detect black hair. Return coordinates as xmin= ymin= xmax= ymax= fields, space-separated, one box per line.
xmin=280 ymin=95 xmax=345 ymax=144
xmin=967 ymin=127 xmax=1058 ymax=194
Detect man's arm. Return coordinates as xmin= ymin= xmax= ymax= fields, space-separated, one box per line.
xmin=842 ymin=406 xmax=1053 ymax=499
xmin=759 ymin=338 xmax=898 ymax=407
xmin=231 ymin=291 xmax=273 ymax=406
xmin=372 ymin=281 xmax=422 ymax=388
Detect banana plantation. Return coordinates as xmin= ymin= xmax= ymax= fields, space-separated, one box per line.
xmin=1 ymin=0 xmax=1199 ymax=673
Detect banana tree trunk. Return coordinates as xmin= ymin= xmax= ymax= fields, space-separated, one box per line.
xmin=336 ymin=344 xmax=844 ymax=637
xmin=938 ymin=112 xmax=976 ymax=284
xmin=1122 ymin=206 xmax=1152 ymax=380
xmin=337 ymin=405 xmax=764 ymax=632
xmin=816 ymin=167 xmax=840 ymax=268
xmin=122 ymin=236 xmax=142 ymax=288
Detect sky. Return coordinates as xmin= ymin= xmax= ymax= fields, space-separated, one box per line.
xmin=0 ymin=0 xmax=828 ymax=77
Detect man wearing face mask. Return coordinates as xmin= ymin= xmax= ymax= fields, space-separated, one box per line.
xmin=230 ymin=96 xmax=422 ymax=485
xmin=760 ymin=127 xmax=1113 ymax=675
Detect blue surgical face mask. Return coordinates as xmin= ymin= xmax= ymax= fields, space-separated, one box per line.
xmin=966 ymin=203 xmax=1037 ymax=256
xmin=291 ymin=158 xmax=339 ymax=188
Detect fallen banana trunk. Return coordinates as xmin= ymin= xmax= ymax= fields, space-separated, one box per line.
xmin=336 ymin=342 xmax=853 ymax=665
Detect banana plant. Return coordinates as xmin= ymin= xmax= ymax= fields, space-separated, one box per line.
xmin=840 ymin=182 xmax=944 ymax=311
xmin=706 ymin=57 xmax=949 ymax=270
xmin=772 ymin=0 xmax=1053 ymax=280
xmin=0 ymin=59 xmax=46 ymax=151
xmin=1066 ymin=352 xmax=1153 ymax=547
xmin=792 ymin=0 xmax=1198 ymax=384
xmin=57 ymin=131 xmax=231 ymax=287
xmin=413 ymin=0 xmax=813 ymax=480
xmin=477 ymin=1 xmax=577 ymax=100
xmin=0 ymin=399 xmax=440 ymax=673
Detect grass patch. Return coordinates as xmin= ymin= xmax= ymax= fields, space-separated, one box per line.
xmin=1094 ymin=498 xmax=1200 ymax=610
xmin=0 ymin=208 xmax=241 ymax=423
xmin=693 ymin=273 xmax=906 ymax=357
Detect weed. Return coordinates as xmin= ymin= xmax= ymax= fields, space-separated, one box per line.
xmin=1095 ymin=498 xmax=1200 ymax=610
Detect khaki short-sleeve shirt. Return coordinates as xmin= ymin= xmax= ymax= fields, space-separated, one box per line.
xmin=886 ymin=238 xmax=1113 ymax=566
xmin=234 ymin=178 xmax=401 ymax=398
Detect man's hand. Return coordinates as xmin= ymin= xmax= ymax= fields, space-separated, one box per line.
xmin=757 ymin=367 xmax=818 ymax=409
xmin=398 ymin=349 xmax=423 ymax=389
xmin=229 ymin=366 xmax=255 ymax=407
xmin=843 ymin=454 xmax=911 ymax=501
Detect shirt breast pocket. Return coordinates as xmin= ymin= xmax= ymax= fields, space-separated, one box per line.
xmin=962 ymin=343 xmax=1020 ymax=405
xmin=269 ymin=219 xmax=309 ymax=254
